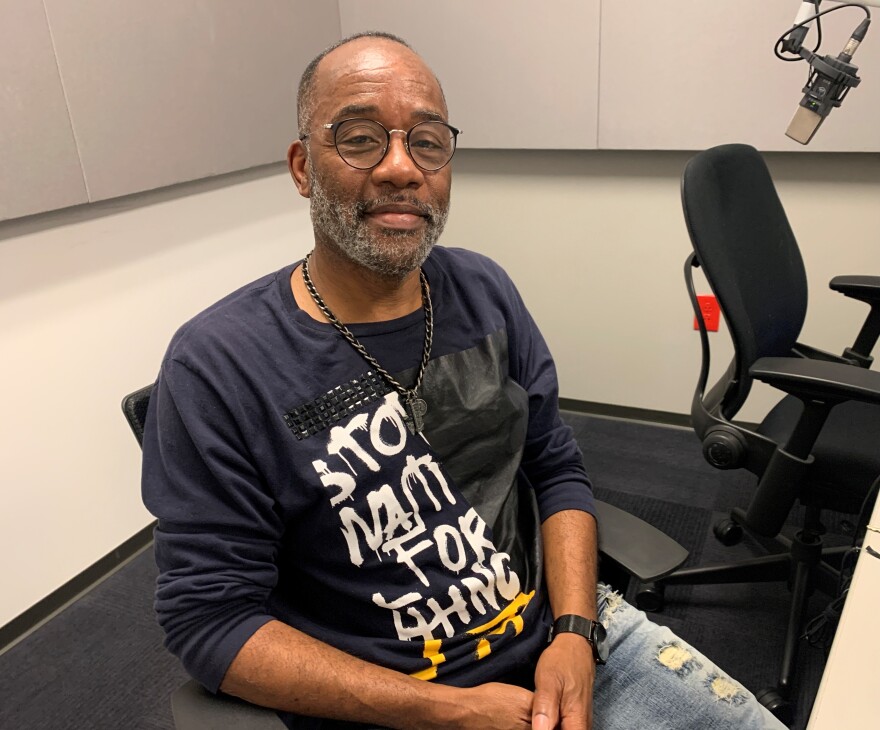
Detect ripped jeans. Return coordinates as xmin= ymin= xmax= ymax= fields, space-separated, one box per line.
xmin=592 ymin=583 xmax=786 ymax=729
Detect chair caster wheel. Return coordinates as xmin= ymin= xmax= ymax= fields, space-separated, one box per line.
xmin=713 ymin=518 xmax=744 ymax=546
xmin=755 ymin=687 xmax=793 ymax=726
xmin=635 ymin=582 xmax=665 ymax=612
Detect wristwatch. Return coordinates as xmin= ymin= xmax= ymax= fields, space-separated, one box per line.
xmin=547 ymin=614 xmax=609 ymax=665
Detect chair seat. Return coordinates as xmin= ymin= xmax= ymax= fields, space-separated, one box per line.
xmin=759 ymin=396 xmax=880 ymax=513
xmin=171 ymin=679 xmax=286 ymax=730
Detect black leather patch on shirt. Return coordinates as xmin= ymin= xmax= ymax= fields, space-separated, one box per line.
xmin=283 ymin=371 xmax=391 ymax=440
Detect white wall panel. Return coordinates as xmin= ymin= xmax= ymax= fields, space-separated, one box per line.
xmin=0 ymin=165 xmax=310 ymax=630
xmin=42 ymin=0 xmax=341 ymax=202
xmin=0 ymin=0 xmax=87 ymax=221
xmin=599 ymin=0 xmax=880 ymax=151
xmin=339 ymin=0 xmax=601 ymax=149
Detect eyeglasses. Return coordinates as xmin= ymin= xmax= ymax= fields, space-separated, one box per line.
xmin=300 ymin=118 xmax=461 ymax=171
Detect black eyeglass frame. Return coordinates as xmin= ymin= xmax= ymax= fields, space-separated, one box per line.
xmin=300 ymin=118 xmax=462 ymax=172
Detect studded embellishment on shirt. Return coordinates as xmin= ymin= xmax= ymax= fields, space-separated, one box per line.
xmin=283 ymin=371 xmax=392 ymax=440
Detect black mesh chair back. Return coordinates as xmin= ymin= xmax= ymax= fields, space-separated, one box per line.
xmin=682 ymin=143 xmax=808 ymax=419
xmin=121 ymin=384 xmax=154 ymax=447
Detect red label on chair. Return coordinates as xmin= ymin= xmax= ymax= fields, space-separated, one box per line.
xmin=694 ymin=295 xmax=720 ymax=332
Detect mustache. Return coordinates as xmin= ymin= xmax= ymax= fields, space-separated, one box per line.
xmin=355 ymin=196 xmax=442 ymax=225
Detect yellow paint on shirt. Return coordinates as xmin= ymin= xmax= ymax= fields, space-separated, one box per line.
xmin=467 ymin=591 xmax=535 ymax=659
xmin=467 ymin=591 xmax=534 ymax=637
xmin=409 ymin=591 xmax=536 ymax=678
xmin=476 ymin=638 xmax=491 ymax=659
xmin=411 ymin=639 xmax=446 ymax=681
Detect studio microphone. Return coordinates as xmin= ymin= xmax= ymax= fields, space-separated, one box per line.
xmin=786 ymin=18 xmax=871 ymax=144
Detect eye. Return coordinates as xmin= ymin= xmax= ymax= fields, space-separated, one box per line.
xmin=336 ymin=121 xmax=385 ymax=148
xmin=410 ymin=128 xmax=449 ymax=149
xmin=338 ymin=133 xmax=383 ymax=147
xmin=411 ymin=136 xmax=444 ymax=150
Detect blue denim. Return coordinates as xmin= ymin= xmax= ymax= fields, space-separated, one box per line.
xmin=593 ymin=584 xmax=786 ymax=729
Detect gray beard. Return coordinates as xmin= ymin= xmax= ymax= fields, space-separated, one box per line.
xmin=307 ymin=159 xmax=449 ymax=280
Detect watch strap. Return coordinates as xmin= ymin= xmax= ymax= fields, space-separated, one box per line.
xmin=548 ymin=614 xmax=607 ymax=665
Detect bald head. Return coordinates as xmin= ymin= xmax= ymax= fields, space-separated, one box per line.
xmin=296 ymin=32 xmax=446 ymax=136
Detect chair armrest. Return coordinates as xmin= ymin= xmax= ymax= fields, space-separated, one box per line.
xmin=172 ymin=679 xmax=286 ymax=730
xmin=750 ymin=357 xmax=880 ymax=405
xmin=791 ymin=342 xmax=857 ymax=365
xmin=594 ymin=500 xmax=689 ymax=583
xmin=830 ymin=275 xmax=880 ymax=304
xmin=830 ymin=276 xmax=880 ymax=368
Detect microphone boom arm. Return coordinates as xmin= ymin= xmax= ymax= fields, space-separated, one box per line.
xmin=785 ymin=1 xmax=877 ymax=54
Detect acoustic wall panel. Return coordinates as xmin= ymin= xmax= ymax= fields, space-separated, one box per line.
xmin=339 ymin=0 xmax=601 ymax=149
xmin=0 ymin=0 xmax=88 ymax=221
xmin=599 ymin=0 xmax=880 ymax=152
xmin=42 ymin=0 xmax=341 ymax=203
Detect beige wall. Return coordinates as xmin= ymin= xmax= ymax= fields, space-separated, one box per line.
xmin=1 ymin=149 xmax=878 ymax=629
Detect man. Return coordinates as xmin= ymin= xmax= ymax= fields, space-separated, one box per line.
xmin=142 ymin=32 xmax=785 ymax=729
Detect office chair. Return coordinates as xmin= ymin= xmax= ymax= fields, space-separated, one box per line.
xmin=636 ymin=143 xmax=880 ymax=722
xmin=123 ymin=383 xmax=688 ymax=729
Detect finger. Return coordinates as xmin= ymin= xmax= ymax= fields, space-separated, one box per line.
xmin=531 ymin=687 xmax=561 ymax=730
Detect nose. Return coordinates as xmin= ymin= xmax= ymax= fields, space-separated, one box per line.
xmin=370 ymin=129 xmax=424 ymax=189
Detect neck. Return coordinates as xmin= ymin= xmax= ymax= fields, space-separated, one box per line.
xmin=292 ymin=243 xmax=424 ymax=324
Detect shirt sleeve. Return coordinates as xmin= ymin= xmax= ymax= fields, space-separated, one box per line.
xmin=501 ymin=272 xmax=595 ymax=522
xmin=141 ymin=357 xmax=281 ymax=692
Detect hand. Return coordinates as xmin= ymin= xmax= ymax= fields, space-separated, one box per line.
xmin=531 ymin=634 xmax=596 ymax=730
xmin=450 ymin=682 xmax=534 ymax=729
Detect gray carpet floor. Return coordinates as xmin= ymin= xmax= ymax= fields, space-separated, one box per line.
xmin=0 ymin=411 xmax=852 ymax=729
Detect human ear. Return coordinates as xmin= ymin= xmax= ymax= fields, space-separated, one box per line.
xmin=288 ymin=139 xmax=310 ymax=198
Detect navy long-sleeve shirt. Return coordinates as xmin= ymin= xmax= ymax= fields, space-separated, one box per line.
xmin=142 ymin=246 xmax=594 ymax=710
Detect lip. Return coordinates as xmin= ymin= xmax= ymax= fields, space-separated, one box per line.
xmin=365 ymin=204 xmax=427 ymax=230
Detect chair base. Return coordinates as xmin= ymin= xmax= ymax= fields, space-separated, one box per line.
xmin=637 ymin=507 xmax=847 ymax=714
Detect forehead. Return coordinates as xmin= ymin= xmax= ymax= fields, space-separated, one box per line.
xmin=312 ymin=39 xmax=447 ymax=123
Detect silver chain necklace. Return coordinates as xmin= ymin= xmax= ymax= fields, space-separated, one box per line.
xmin=301 ymin=251 xmax=433 ymax=435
